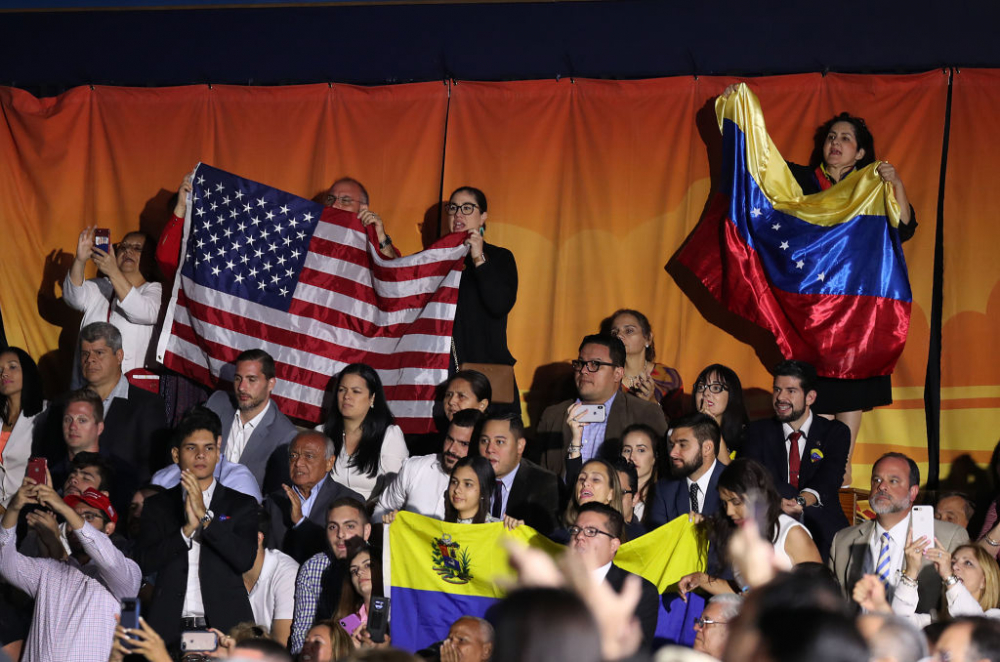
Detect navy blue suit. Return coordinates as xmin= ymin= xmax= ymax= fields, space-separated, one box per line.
xmin=741 ymin=414 xmax=850 ymax=560
xmin=646 ymin=459 xmax=725 ymax=530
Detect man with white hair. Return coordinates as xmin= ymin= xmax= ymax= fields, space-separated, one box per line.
xmin=693 ymin=594 xmax=741 ymax=660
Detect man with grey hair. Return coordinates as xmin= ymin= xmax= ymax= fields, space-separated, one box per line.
xmin=40 ymin=322 xmax=167 ymax=480
xmin=442 ymin=615 xmax=494 ymax=662
xmin=857 ymin=613 xmax=929 ymax=662
xmin=263 ymin=431 xmax=363 ymax=563
xmin=693 ymin=594 xmax=741 ymax=659
xmin=324 ymin=176 xmax=397 ymax=259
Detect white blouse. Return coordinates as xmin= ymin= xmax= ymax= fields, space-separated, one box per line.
xmin=330 ymin=424 xmax=408 ymax=501
xmin=1 ymin=411 xmax=38 ymax=508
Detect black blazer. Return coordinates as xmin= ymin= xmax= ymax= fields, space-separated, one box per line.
xmin=206 ymin=392 xmax=298 ymax=494
xmin=741 ymin=415 xmax=850 ymax=558
xmin=451 ymin=241 xmax=518 ymax=366
xmin=647 ymin=459 xmax=726 ymax=530
xmin=505 ymin=458 xmax=559 ymax=535
xmin=606 ymin=564 xmax=659 ymax=651
xmin=263 ymin=475 xmax=364 ymax=564
xmin=134 ymin=483 xmax=258 ymax=646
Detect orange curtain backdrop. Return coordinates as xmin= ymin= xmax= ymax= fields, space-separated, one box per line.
xmin=940 ymin=70 xmax=1000 ymax=470
xmin=0 ymin=82 xmax=448 ymax=389
xmin=444 ymin=72 xmax=947 ymax=483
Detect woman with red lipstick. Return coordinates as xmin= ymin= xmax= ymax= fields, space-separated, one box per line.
xmin=679 ymin=458 xmax=821 ymax=597
xmin=0 ymin=347 xmax=44 ymax=509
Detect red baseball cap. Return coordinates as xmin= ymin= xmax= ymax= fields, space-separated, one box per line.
xmin=64 ymin=488 xmax=118 ymax=524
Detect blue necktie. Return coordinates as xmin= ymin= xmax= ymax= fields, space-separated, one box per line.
xmin=876 ymin=532 xmax=892 ymax=587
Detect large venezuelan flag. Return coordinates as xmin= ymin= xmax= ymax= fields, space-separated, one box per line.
xmin=676 ymin=83 xmax=911 ymax=380
xmin=386 ymin=512 xmax=705 ymax=652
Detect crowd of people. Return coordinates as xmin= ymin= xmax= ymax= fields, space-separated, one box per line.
xmin=2 ymin=90 xmax=993 ymax=662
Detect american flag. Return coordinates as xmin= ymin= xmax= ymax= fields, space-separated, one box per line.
xmin=155 ymin=163 xmax=469 ymax=433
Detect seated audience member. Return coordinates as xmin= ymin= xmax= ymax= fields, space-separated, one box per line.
xmin=64 ymin=225 xmax=161 ymax=385
xmin=39 ymin=322 xmax=167 ymax=480
xmin=50 ymin=388 xmax=138 ymax=515
xmin=0 ymin=346 xmax=44 ymax=509
xmin=301 ymin=619 xmax=354 ymax=662
xmin=742 ymin=359 xmax=851 ymax=561
xmin=229 ymin=637 xmax=295 ymax=662
xmin=134 ymin=406 xmax=259 ymax=649
xmin=535 ymin=334 xmax=668 ymax=477
xmin=830 ymin=452 xmax=969 ymax=614
xmin=552 ymin=458 xmax=624 ymax=543
xmin=290 ymin=497 xmax=372 ymax=654
xmin=856 ymin=613 xmax=929 ymax=662
xmin=1 ymin=479 xmax=141 ymax=662
xmin=693 ymin=594 xmax=742 ymax=660
xmin=444 ymin=455 xmax=522 ymax=529
xmin=604 ymin=308 xmax=684 ymax=416
xmin=126 ymin=483 xmax=167 ymax=540
xmin=681 ymin=458 xmax=822 ymax=596
xmin=375 ymin=409 xmax=483 ymax=523
xmin=323 ymin=364 xmax=409 ymax=502
xmin=442 ymin=371 xmax=492 ymax=422
xmin=478 ymin=412 xmax=559 ymax=534
xmin=648 ymin=413 xmax=726 ymax=529
xmin=691 ymin=364 xmax=749 ymax=459
xmin=246 ymin=508 xmax=300 ymax=647
xmin=204 ymin=349 xmax=298 ymax=493
xmin=151 ymin=453 xmax=262 ymax=503
xmin=491 ymin=587 xmax=602 ymax=662
xmin=618 ymin=423 xmax=665 ymax=528
xmin=934 ymin=617 xmax=1000 ymax=662
xmin=855 ymin=543 xmax=1000 ymax=626
xmin=441 ymin=616 xmax=494 ymax=662
xmin=936 ymin=492 xmax=975 ymax=531
xmin=612 ymin=457 xmax=645 ymax=540
xmin=264 ymin=431 xmax=363 ymax=563
xmin=569 ymin=502 xmax=659 ymax=650
xmin=334 ymin=540 xmax=384 ymax=643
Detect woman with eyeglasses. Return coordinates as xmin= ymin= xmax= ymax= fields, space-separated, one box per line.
xmin=691 ymin=364 xmax=749 ymax=460
xmin=1 ymin=347 xmax=44 ymax=509
xmin=602 ymin=309 xmax=683 ymax=417
xmin=678 ymin=458 xmax=821 ymax=598
xmin=444 ymin=456 xmax=523 ymax=529
xmin=445 ymin=187 xmax=519 ymax=408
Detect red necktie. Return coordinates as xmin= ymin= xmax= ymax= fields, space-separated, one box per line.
xmin=788 ymin=431 xmax=803 ymax=489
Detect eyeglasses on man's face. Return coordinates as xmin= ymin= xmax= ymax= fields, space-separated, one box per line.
xmin=694 ymin=616 xmax=728 ymax=628
xmin=571 ymin=359 xmax=616 ymax=373
xmin=568 ymin=525 xmax=614 ymax=540
xmin=326 ymin=194 xmax=363 ymax=207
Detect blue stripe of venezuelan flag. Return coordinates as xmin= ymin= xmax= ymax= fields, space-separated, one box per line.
xmin=721 ymin=119 xmax=912 ymax=302
xmin=392 ymin=589 xmax=497 ymax=652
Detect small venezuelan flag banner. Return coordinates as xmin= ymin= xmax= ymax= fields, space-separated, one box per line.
xmin=676 ymin=83 xmax=911 ymax=380
xmin=384 ymin=512 xmax=563 ymax=652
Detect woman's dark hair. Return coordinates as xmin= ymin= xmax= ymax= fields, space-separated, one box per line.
xmin=563 ymin=458 xmax=624 ymax=527
xmin=450 ymin=186 xmax=488 ymax=214
xmin=692 ymin=364 xmax=749 ymax=452
xmin=698 ymin=458 xmax=782 ymax=574
xmin=448 ymin=370 xmax=492 ymax=404
xmin=334 ymin=538 xmax=383 ymax=621
xmin=444 ymin=456 xmax=496 ymax=524
xmin=600 ymin=309 xmax=656 ymax=362
xmin=602 ymin=423 xmax=666 ymax=526
xmin=491 ymin=588 xmax=602 ymax=662
xmin=810 ymin=112 xmax=877 ymax=170
xmin=0 ymin=347 xmax=44 ymax=424
xmin=324 ymin=363 xmax=396 ymax=478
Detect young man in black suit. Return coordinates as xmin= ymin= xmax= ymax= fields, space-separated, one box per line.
xmin=134 ymin=406 xmax=258 ymax=649
xmin=741 ymin=360 xmax=850 ymax=560
xmin=479 ymin=412 xmax=559 ymax=534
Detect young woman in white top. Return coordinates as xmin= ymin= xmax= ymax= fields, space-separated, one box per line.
xmin=679 ymin=458 xmax=822 ymax=597
xmin=322 ymin=364 xmax=408 ymax=502
xmin=0 ymin=347 xmax=44 ymax=508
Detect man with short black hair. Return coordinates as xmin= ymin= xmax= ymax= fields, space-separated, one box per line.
xmin=570 ymin=502 xmax=659 ymax=650
xmin=743 ymin=359 xmax=850 ymax=559
xmin=374 ymin=409 xmax=483 ymax=524
xmin=245 ymin=508 xmax=299 ymax=648
xmin=479 ymin=412 xmax=559 ymax=534
xmin=648 ymin=412 xmax=726 ymax=529
xmin=535 ymin=334 xmax=667 ymax=477
xmin=263 ymin=431 xmax=362 ymax=563
xmin=135 ymin=406 xmax=259 ymax=649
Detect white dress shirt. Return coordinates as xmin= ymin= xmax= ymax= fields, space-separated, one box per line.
xmin=226 ymin=401 xmax=271 ymax=464
xmin=248 ymin=549 xmax=299 ymax=628
xmin=180 ymin=478 xmax=217 ymax=618
xmin=686 ymin=459 xmax=717 ymax=514
xmin=372 ymin=453 xmax=450 ymax=521
xmin=781 ymin=413 xmax=821 ymax=505
xmin=869 ymin=516 xmax=911 ymax=597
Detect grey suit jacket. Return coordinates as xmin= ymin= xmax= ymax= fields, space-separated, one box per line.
xmin=829 ymin=516 xmax=970 ymax=613
xmin=206 ymin=391 xmax=298 ymax=493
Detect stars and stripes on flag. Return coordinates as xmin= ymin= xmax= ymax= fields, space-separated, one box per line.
xmin=675 ymin=84 xmax=911 ymax=379
xmin=155 ymin=163 xmax=469 ymax=433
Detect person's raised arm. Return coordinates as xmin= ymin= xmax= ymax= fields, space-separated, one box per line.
xmin=70 ymin=226 xmax=97 ymax=288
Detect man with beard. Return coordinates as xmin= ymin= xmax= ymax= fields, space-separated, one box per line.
xmin=831 ymin=452 xmax=969 ymax=613
xmin=742 ymin=360 xmax=850 ymax=560
xmin=647 ymin=413 xmax=726 ymax=528
xmin=373 ymin=408 xmax=483 ymax=523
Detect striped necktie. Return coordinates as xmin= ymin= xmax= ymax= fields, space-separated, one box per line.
xmin=876 ymin=532 xmax=892 ymax=587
